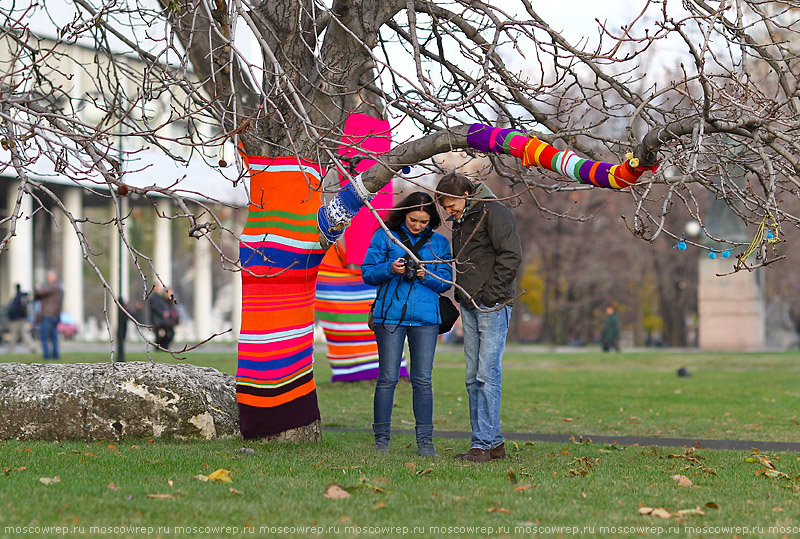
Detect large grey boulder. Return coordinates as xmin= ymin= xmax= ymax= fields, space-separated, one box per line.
xmin=0 ymin=362 xmax=238 ymax=441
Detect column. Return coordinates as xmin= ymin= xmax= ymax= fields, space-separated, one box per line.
xmin=193 ymin=236 xmax=213 ymax=340
xmin=154 ymin=197 xmax=173 ymax=286
xmin=698 ymin=258 xmax=765 ymax=351
xmin=232 ymin=263 xmax=242 ymax=340
xmin=7 ymin=181 xmax=34 ymax=296
xmin=697 ymin=155 xmax=766 ymax=352
xmin=225 ymin=210 xmax=242 ymax=341
xmin=61 ymin=186 xmax=84 ymax=330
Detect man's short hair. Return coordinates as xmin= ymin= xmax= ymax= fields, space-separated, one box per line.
xmin=435 ymin=172 xmax=475 ymax=202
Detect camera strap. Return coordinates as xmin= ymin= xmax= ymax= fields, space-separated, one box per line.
xmin=375 ymin=228 xmax=431 ymax=332
xmin=395 ymin=228 xmax=430 ymax=258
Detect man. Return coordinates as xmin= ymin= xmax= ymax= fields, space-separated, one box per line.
xmin=6 ymin=283 xmax=37 ymax=354
xmin=149 ymin=285 xmax=178 ymax=350
xmin=436 ymin=172 xmax=522 ymax=463
xmin=35 ymin=270 xmax=64 ymax=360
xmin=602 ymin=304 xmax=621 ymax=352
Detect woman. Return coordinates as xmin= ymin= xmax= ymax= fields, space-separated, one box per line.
xmin=362 ymin=191 xmax=452 ymax=457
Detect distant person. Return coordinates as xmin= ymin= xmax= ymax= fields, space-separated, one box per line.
xmin=6 ymin=283 xmax=36 ymax=354
xmin=361 ymin=191 xmax=452 ymax=457
xmin=149 ymin=285 xmax=179 ymax=350
xmin=436 ymin=172 xmax=522 ymax=463
xmin=602 ymin=304 xmax=621 ymax=352
xmin=35 ymin=270 xmax=64 ymax=360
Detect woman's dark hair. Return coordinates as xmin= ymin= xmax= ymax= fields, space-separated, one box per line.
xmin=435 ymin=171 xmax=475 ymax=202
xmin=385 ymin=191 xmax=441 ymax=231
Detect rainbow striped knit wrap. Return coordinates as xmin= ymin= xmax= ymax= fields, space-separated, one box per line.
xmin=236 ymin=155 xmax=324 ymax=439
xmin=316 ymin=262 xmax=408 ymax=381
xmin=466 ymin=123 xmax=656 ymax=188
xmin=315 ymin=112 xmax=408 ymax=382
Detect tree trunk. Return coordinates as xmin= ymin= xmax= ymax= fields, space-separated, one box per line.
xmin=653 ymin=256 xmax=689 ymax=347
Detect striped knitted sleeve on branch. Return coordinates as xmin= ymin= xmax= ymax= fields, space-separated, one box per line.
xmin=466 ymin=123 xmax=657 ymax=189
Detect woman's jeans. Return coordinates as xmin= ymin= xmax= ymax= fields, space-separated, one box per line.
xmin=460 ymin=304 xmax=512 ymax=450
xmin=372 ymin=323 xmax=439 ymax=445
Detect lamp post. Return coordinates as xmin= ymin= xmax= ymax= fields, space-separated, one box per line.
xmin=113 ymin=143 xmax=129 ymax=361
xmin=684 ymin=220 xmax=701 ymax=239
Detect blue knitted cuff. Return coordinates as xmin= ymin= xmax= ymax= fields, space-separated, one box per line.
xmin=317 ymin=180 xmax=372 ymax=243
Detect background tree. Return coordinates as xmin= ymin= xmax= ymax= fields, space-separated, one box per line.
xmin=2 ymin=0 xmax=799 ymax=438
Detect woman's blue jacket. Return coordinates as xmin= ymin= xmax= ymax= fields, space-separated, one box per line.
xmin=361 ymin=224 xmax=452 ymax=327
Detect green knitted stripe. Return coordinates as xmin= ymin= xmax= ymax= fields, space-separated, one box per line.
xmin=247 ymin=209 xmax=317 ymax=222
xmin=245 ymin=221 xmax=319 ymax=234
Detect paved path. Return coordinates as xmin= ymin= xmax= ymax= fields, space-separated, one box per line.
xmin=324 ymin=427 xmax=800 ymax=453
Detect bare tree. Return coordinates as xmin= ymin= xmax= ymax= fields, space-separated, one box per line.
xmin=2 ymin=0 xmax=799 ymax=439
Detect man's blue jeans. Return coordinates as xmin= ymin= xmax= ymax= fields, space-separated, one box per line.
xmin=460 ymin=304 xmax=512 ymax=450
xmin=40 ymin=316 xmax=60 ymax=359
xmin=372 ymin=324 xmax=439 ymax=445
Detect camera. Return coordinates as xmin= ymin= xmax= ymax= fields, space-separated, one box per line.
xmin=402 ymin=256 xmax=420 ymax=281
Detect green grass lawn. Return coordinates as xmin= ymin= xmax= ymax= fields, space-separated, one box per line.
xmin=1 ymin=348 xmax=800 ymax=537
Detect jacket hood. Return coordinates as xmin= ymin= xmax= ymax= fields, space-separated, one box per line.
xmin=464 ymin=182 xmax=497 ymax=214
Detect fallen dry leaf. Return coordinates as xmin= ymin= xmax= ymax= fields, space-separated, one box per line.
xmin=651 ymin=508 xmax=672 ymax=519
xmin=195 ymin=474 xmax=209 ymax=482
xmin=167 ymin=480 xmax=174 ymax=487
xmin=507 ymin=469 xmax=518 ymax=484
xmin=354 ymin=475 xmax=387 ymax=493
xmin=705 ymin=502 xmax=720 ymax=509
xmin=229 ymin=488 xmax=244 ymax=495
xmin=773 ymin=507 xmax=784 ymax=512
xmin=323 ymin=484 xmax=351 ymax=499
xmin=146 ymin=493 xmax=175 ymax=499
xmin=373 ymin=501 xmax=387 ymax=510
xmin=676 ymin=507 xmax=706 ymax=517
xmin=515 ymin=484 xmax=534 ymax=492
xmin=672 ymin=474 xmax=693 ymax=487
xmin=757 ymin=469 xmax=789 ymax=479
xmin=39 ymin=476 xmax=61 ymax=485
xmin=108 ymin=482 xmax=120 ymax=491
xmin=639 ymin=506 xmax=672 ymax=518
xmin=488 ymin=507 xmax=512 ymax=514
xmin=207 ymin=469 xmax=233 ymax=483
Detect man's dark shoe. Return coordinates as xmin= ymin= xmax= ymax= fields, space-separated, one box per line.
xmin=456 ymin=448 xmax=491 ymax=462
xmin=490 ymin=443 xmax=506 ymax=460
